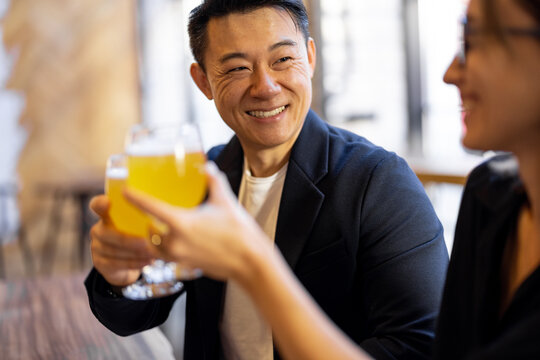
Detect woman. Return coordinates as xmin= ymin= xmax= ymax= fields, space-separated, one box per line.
xmin=123 ymin=0 xmax=540 ymax=358
xmin=434 ymin=0 xmax=540 ymax=358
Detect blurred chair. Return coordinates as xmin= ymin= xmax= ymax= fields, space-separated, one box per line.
xmin=0 ymin=182 xmax=34 ymax=279
xmin=38 ymin=177 xmax=103 ymax=275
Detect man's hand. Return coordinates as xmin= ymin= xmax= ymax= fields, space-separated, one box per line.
xmin=89 ymin=195 xmax=155 ymax=287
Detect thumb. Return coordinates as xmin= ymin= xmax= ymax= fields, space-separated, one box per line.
xmin=89 ymin=195 xmax=112 ymax=224
xmin=205 ymin=161 xmax=237 ymax=207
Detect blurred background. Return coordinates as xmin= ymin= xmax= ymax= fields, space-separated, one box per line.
xmin=0 ymin=0 xmax=480 ymax=358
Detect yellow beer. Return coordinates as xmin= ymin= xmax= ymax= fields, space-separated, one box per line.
xmin=106 ymin=166 xmax=150 ymax=237
xmin=112 ymin=123 xmax=207 ymax=298
xmin=127 ymin=151 xmax=207 ymax=208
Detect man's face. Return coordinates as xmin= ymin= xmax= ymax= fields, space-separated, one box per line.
xmin=191 ymin=7 xmax=316 ymax=155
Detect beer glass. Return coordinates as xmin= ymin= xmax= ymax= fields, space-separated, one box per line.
xmin=120 ymin=122 xmax=207 ymax=300
xmin=105 ymin=153 xmax=150 ymax=238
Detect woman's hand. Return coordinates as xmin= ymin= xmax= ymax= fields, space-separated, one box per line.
xmin=123 ymin=162 xmax=271 ymax=285
xmin=125 ymin=163 xmax=371 ymax=360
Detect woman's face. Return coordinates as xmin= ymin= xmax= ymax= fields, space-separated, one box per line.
xmin=443 ymin=0 xmax=540 ymax=153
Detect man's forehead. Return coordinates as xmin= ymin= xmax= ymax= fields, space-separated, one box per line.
xmin=205 ymin=8 xmax=301 ymax=60
xmin=207 ymin=7 xmax=298 ymax=41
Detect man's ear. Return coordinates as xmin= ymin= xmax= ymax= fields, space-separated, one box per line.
xmin=307 ymin=37 xmax=316 ymax=78
xmin=190 ymin=63 xmax=213 ymax=100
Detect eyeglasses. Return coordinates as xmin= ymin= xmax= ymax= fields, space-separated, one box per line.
xmin=457 ymin=17 xmax=540 ymax=65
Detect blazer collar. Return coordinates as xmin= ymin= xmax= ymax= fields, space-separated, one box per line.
xmin=213 ymin=109 xmax=330 ymax=191
xmin=213 ymin=136 xmax=244 ymax=197
xmin=275 ymin=110 xmax=328 ymax=269
xmin=213 ymin=110 xmax=329 ymax=269
xmin=288 ymin=109 xmax=329 ymax=184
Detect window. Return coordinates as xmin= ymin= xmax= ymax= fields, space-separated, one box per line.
xmin=0 ymin=0 xmax=25 ymax=236
xmin=419 ymin=0 xmax=468 ymax=159
xmin=319 ymin=0 xmax=408 ymax=153
xmin=136 ymin=0 xmax=232 ymax=151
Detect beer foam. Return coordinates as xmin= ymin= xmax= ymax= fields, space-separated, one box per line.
xmin=106 ymin=167 xmax=128 ymax=179
xmin=126 ymin=139 xmax=175 ymax=157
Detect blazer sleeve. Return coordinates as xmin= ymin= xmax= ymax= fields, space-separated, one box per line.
xmin=84 ymin=268 xmax=181 ymax=336
xmin=356 ymin=154 xmax=449 ymax=359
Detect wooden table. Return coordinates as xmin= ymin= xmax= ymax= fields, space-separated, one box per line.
xmin=0 ymin=274 xmax=175 ymax=359
xmin=407 ymin=155 xmax=484 ymax=186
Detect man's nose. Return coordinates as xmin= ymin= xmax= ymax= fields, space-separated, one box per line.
xmin=250 ymin=67 xmax=281 ymax=98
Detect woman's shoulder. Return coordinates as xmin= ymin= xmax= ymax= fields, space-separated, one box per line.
xmin=464 ymin=153 xmax=523 ymax=210
xmin=467 ymin=153 xmax=519 ymax=187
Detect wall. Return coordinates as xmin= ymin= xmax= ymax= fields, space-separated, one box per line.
xmin=1 ymin=0 xmax=140 ymax=227
xmin=0 ymin=0 xmax=24 ymax=236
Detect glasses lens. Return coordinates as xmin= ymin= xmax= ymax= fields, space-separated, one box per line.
xmin=457 ymin=41 xmax=465 ymax=64
xmin=457 ymin=17 xmax=467 ymax=64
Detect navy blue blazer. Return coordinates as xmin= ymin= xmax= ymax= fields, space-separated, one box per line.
xmin=86 ymin=110 xmax=448 ymax=360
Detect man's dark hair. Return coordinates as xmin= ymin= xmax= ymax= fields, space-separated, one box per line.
xmin=188 ymin=0 xmax=310 ymax=72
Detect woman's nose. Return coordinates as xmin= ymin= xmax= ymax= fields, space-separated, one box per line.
xmin=443 ymin=55 xmax=462 ymax=85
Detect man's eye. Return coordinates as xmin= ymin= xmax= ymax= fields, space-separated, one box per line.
xmin=275 ymin=57 xmax=292 ymax=64
xmin=228 ymin=66 xmax=248 ymax=73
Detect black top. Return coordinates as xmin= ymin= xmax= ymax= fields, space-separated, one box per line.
xmin=434 ymin=154 xmax=540 ymax=359
xmin=86 ymin=110 xmax=449 ymax=360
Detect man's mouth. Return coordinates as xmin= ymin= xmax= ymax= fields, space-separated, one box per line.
xmin=247 ymin=105 xmax=287 ymax=119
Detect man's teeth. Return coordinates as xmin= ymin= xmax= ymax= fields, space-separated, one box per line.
xmin=248 ymin=106 xmax=286 ymax=118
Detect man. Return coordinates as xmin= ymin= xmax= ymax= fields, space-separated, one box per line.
xmin=85 ymin=1 xmax=448 ymax=359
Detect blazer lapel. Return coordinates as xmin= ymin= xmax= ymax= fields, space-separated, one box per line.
xmin=209 ymin=111 xmax=329 ymax=270
xmin=213 ymin=136 xmax=244 ymax=196
xmin=275 ymin=162 xmax=325 ymax=269
xmin=190 ymin=137 xmax=243 ymax=357
xmin=198 ymin=118 xmax=328 ymax=355
xmin=275 ymin=110 xmax=328 ymax=269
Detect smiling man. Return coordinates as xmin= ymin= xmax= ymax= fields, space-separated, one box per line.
xmin=189 ymin=5 xmax=315 ymax=178
xmin=85 ymin=1 xmax=449 ymax=359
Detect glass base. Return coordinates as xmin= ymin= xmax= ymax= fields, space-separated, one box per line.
xmin=122 ymin=260 xmax=183 ymax=300
xmin=121 ymin=259 xmax=202 ymax=300
xmin=122 ymin=278 xmax=184 ymax=300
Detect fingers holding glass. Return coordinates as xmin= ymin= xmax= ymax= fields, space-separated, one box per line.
xmin=89 ymin=219 xmax=153 ymax=286
xmin=104 ymin=122 xmax=207 ymax=299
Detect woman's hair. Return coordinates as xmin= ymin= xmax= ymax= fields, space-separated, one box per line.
xmin=483 ymin=0 xmax=540 ymax=38
xmin=516 ymin=0 xmax=540 ymax=24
